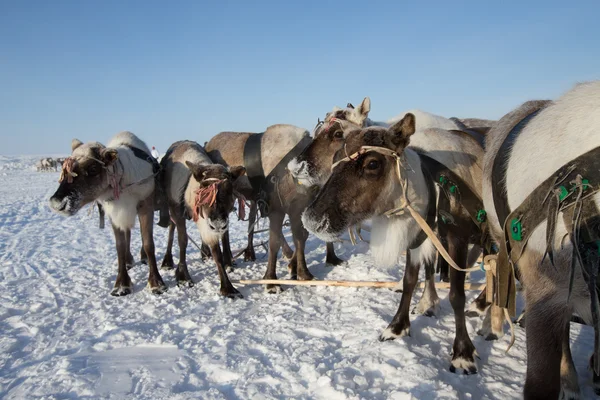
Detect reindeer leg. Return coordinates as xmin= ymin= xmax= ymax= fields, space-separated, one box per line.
xmin=380 ymin=249 xmax=420 ymax=340
xmin=139 ymin=235 xmax=148 ymax=265
xmin=222 ymin=229 xmax=235 ymax=272
xmin=560 ymin=322 xmax=580 ymax=399
xmin=467 ymin=288 xmax=490 ymax=318
xmin=413 ymin=256 xmax=440 ymax=317
xmin=290 ymin=212 xmax=313 ymax=281
xmin=448 ymin=235 xmax=477 ymax=375
xmin=138 ymin=199 xmax=167 ymax=294
xmin=125 ymin=228 xmax=134 ymax=269
xmin=263 ymin=210 xmax=284 ymax=293
xmin=478 ymin=304 xmax=505 ymax=340
xmin=281 ymin=232 xmax=294 ymax=260
xmin=210 ymin=242 xmax=241 ymax=298
xmin=200 ymin=242 xmax=211 ymax=261
xmin=438 ymin=252 xmax=450 ymax=283
xmin=244 ymin=201 xmax=258 ymax=262
xmin=161 ymin=220 xmax=175 ymax=270
xmin=111 ymin=226 xmax=133 ymax=296
xmin=174 ymin=215 xmax=193 ymax=287
xmin=326 ymin=242 xmax=344 ymax=266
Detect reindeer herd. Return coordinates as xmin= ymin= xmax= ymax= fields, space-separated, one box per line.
xmin=48 ymin=81 xmax=600 ymax=399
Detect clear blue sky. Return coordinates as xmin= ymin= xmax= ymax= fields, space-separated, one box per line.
xmin=1 ymin=0 xmax=599 ymax=155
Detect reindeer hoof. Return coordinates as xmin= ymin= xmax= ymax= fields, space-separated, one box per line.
xmin=150 ymin=283 xmax=168 ymax=295
xmin=220 ymin=288 xmax=243 ymax=299
xmin=244 ymin=248 xmax=256 ymax=262
xmin=449 ymin=358 xmax=478 ymax=375
xmin=465 ymin=310 xmax=481 ymax=318
xmin=177 ymin=280 xmax=194 ymax=288
xmin=265 ymin=285 xmax=283 ymax=294
xmin=298 ymin=272 xmax=314 ymax=281
xmin=379 ymin=325 xmax=410 ymax=341
xmin=161 ymin=256 xmax=174 ymax=270
xmin=225 ymin=265 xmax=234 ymax=273
xmin=111 ymin=286 xmax=133 ymax=296
xmin=326 ymin=256 xmax=345 ymax=266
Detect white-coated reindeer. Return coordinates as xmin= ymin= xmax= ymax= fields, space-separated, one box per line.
xmin=483 ymin=81 xmax=600 ymax=399
xmin=49 ymin=131 xmax=166 ymax=296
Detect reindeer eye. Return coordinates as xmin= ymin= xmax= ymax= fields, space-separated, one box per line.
xmin=88 ymin=164 xmax=100 ymax=176
xmin=366 ymin=160 xmax=380 ymax=170
xmin=333 ymin=130 xmax=343 ymax=139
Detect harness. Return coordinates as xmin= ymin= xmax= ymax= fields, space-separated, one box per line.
xmin=243 ymin=132 xmax=312 ymax=216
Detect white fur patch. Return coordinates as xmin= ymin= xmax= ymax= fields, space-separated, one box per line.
xmin=380 ymin=326 xmax=410 ymax=340
xmin=450 ymin=356 xmax=477 ymax=372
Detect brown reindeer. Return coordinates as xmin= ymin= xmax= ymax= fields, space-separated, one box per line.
xmin=206 ymin=124 xmax=343 ymax=293
xmin=303 ymin=115 xmax=486 ymax=373
xmin=159 ymin=141 xmax=245 ymax=298
xmin=49 ymin=131 xmax=166 ymax=296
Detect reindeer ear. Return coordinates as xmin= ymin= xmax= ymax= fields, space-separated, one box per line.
xmin=229 ymin=166 xmax=246 ymax=181
xmin=101 ymin=148 xmax=119 ymax=166
xmin=346 ymin=103 xmax=355 ymax=109
xmin=357 ymin=97 xmax=371 ymax=118
xmin=390 ymin=113 xmax=416 ymax=146
xmin=71 ymin=139 xmax=83 ymax=152
xmin=185 ymin=161 xmax=209 ymax=182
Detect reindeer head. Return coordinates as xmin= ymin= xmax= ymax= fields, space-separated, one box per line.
xmin=185 ymin=162 xmax=245 ymax=236
xmin=324 ymin=97 xmax=371 ymax=127
xmin=288 ymin=118 xmax=361 ymax=188
xmin=302 ymin=113 xmax=416 ymax=241
xmin=49 ymin=139 xmax=119 ymax=216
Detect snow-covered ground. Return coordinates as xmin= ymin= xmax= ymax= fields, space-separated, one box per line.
xmin=0 ymin=157 xmax=596 ymax=399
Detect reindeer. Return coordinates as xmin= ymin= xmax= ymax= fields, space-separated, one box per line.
xmin=303 ymin=114 xmax=486 ymax=373
xmin=483 ymin=82 xmax=600 ymax=399
xmin=159 ymin=140 xmax=245 ymax=298
xmin=289 ymin=100 xmax=489 ymax=322
xmin=206 ymin=124 xmax=343 ymax=293
xmin=49 ymin=131 xmax=166 ymax=296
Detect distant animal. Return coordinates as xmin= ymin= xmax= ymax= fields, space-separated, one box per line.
xmin=49 ymin=131 xmax=166 ymax=296
xmin=36 ymin=157 xmax=57 ymax=172
xmin=303 ymin=113 xmax=486 ymax=374
xmin=483 ymin=81 xmax=600 ymax=398
xmin=206 ymin=124 xmax=343 ymax=293
xmin=159 ymin=140 xmax=245 ymax=297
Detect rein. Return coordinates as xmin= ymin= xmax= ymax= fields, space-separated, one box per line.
xmin=192 ymin=178 xmax=222 ymax=222
xmin=332 ymin=145 xmax=480 ymax=274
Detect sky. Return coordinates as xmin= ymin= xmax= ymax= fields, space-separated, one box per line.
xmin=1 ymin=0 xmax=599 ymax=155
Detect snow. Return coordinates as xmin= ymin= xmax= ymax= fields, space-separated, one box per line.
xmin=0 ymin=157 xmax=596 ymax=399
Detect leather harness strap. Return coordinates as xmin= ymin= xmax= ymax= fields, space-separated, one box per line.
xmin=243 ymin=133 xmax=266 ymax=197
xmin=491 ymin=109 xmax=542 ymax=227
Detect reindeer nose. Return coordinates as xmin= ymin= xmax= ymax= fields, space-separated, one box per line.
xmin=208 ymin=218 xmax=229 ymax=232
xmin=49 ymin=196 xmax=67 ymax=212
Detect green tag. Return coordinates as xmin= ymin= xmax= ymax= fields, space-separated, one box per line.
xmin=511 ymin=219 xmax=523 ymax=241
xmin=558 ymin=186 xmax=569 ymax=201
xmin=476 ymin=209 xmax=487 ymax=223
xmin=439 ymin=175 xmax=448 ymax=186
xmin=449 ymin=185 xmax=457 ymax=194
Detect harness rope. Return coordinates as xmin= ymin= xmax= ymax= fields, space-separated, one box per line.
xmin=191 ymin=178 xmax=222 ymax=222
